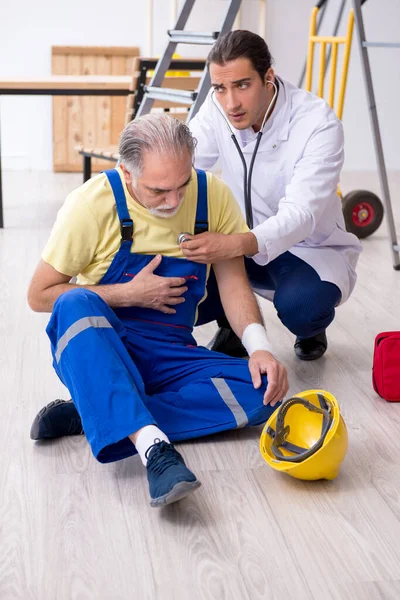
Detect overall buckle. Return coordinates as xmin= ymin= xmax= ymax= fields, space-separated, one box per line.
xmin=120 ymin=219 xmax=134 ymax=241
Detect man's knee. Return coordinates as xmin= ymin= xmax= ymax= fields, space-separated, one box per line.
xmin=246 ymin=402 xmax=277 ymax=427
xmin=241 ymin=375 xmax=278 ymax=427
xmin=53 ymin=288 xmax=104 ymax=315
xmin=48 ymin=288 xmax=112 ymax=342
xmin=274 ymin=283 xmax=340 ymax=337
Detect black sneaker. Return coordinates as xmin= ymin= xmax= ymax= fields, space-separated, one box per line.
xmin=30 ymin=399 xmax=83 ymax=440
xmin=294 ymin=330 xmax=328 ymax=361
xmin=146 ymin=440 xmax=201 ymax=507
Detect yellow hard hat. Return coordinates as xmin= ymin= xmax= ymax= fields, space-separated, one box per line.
xmin=260 ymin=389 xmax=348 ymax=481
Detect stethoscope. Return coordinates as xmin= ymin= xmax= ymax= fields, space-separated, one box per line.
xmin=210 ymin=79 xmax=278 ymax=230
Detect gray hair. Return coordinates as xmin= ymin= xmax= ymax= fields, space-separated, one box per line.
xmin=118 ymin=113 xmax=196 ymax=177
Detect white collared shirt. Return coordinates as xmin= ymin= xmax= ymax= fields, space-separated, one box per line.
xmin=189 ymin=77 xmax=362 ymax=303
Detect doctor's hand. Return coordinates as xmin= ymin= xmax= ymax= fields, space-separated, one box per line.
xmin=180 ymin=231 xmax=258 ymax=264
xmin=248 ymin=350 xmax=289 ymax=407
xmin=125 ymin=255 xmax=188 ymax=314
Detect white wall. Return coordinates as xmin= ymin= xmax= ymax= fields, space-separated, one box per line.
xmin=0 ymin=0 xmax=399 ymax=171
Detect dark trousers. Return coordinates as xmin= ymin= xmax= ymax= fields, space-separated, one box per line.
xmin=196 ymin=251 xmax=342 ymax=339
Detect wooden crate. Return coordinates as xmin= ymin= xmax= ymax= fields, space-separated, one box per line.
xmin=52 ymin=46 xmax=139 ymax=172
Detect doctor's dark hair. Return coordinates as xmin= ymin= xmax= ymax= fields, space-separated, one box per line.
xmin=119 ymin=114 xmax=196 ymax=177
xmin=207 ymin=30 xmax=273 ymax=81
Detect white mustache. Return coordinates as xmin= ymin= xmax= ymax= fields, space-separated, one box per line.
xmin=155 ymin=204 xmax=176 ymax=210
xmin=148 ymin=202 xmax=183 ymax=218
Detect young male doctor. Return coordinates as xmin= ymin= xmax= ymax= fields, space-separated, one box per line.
xmin=185 ymin=29 xmax=362 ymax=361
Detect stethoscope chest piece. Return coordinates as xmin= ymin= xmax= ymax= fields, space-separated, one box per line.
xmin=178 ymin=232 xmax=191 ymax=245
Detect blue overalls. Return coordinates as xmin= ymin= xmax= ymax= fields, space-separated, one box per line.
xmin=46 ymin=169 xmax=276 ymax=463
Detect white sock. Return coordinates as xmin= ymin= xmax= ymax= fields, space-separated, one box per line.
xmin=135 ymin=425 xmax=170 ymax=466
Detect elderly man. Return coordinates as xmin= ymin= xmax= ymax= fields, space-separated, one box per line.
xmin=188 ymin=30 xmax=362 ymax=361
xmin=28 ymin=114 xmax=288 ymax=507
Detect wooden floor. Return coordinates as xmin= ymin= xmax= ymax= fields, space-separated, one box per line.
xmin=1 ymin=171 xmax=400 ymax=600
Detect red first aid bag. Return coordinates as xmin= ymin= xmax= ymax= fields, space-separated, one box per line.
xmin=372 ymin=332 xmax=400 ymax=402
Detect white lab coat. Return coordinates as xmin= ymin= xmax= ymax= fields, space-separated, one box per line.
xmin=189 ymin=77 xmax=362 ymax=304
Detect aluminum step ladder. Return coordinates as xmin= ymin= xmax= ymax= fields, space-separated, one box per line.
xmin=135 ymin=0 xmax=242 ymax=122
xmin=352 ymin=0 xmax=400 ymax=269
xmin=299 ymin=0 xmax=400 ymax=269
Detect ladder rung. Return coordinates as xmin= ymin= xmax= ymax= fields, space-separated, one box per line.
xmin=168 ymin=30 xmax=219 ymax=44
xmin=362 ymin=41 xmax=400 ymax=48
xmin=144 ymin=86 xmax=198 ymax=104
xmin=310 ymin=35 xmax=346 ymax=43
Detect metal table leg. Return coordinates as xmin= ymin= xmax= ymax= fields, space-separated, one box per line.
xmin=0 ymin=109 xmax=3 ymax=229
xmin=83 ymin=155 xmax=92 ymax=183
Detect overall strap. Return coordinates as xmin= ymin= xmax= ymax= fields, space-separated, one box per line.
xmin=194 ymin=169 xmax=209 ymax=235
xmin=103 ymin=169 xmax=134 ymax=251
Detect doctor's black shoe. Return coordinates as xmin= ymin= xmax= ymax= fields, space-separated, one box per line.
xmin=208 ymin=327 xmax=248 ymax=358
xmin=146 ymin=441 xmax=201 ymax=507
xmin=294 ymin=330 xmax=328 ymax=361
xmin=30 ymin=399 xmax=83 ymax=440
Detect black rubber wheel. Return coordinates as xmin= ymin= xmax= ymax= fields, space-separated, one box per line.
xmin=342 ymin=190 xmax=384 ymax=239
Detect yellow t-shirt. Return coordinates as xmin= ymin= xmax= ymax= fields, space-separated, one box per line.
xmin=42 ymin=168 xmax=248 ymax=285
